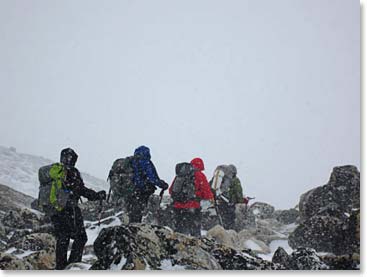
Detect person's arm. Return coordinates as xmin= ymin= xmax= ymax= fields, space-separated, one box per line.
xmin=70 ymin=168 xmax=105 ymax=201
xmin=146 ymin=161 xmax=167 ymax=189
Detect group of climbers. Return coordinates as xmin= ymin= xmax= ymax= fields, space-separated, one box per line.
xmin=37 ymin=146 xmax=246 ymax=270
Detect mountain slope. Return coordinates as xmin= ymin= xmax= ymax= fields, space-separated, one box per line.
xmin=0 ymin=146 xmax=108 ymax=198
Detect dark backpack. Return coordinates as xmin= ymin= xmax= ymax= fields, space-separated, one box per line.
xmin=38 ymin=163 xmax=70 ymax=215
xmin=171 ymin=162 xmax=196 ymax=202
xmin=108 ymin=157 xmax=135 ymax=201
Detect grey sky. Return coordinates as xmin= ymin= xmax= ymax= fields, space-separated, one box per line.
xmin=0 ymin=0 xmax=360 ymax=209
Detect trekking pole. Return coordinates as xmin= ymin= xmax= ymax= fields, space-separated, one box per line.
xmin=157 ymin=188 xmax=165 ymax=226
xmin=106 ymin=186 xmax=112 ymax=204
xmin=213 ymin=195 xmax=224 ymax=226
xmin=97 ymin=198 xmax=104 ymax=227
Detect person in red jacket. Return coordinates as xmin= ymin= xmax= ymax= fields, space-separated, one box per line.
xmin=169 ymin=157 xmax=213 ymax=237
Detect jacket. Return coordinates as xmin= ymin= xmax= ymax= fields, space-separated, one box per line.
xmin=169 ymin=157 xmax=214 ymax=209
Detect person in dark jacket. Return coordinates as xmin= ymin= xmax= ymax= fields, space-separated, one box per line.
xmin=169 ymin=157 xmax=214 ymax=237
xmin=126 ymin=145 xmax=168 ymax=223
xmin=51 ymin=148 xmax=106 ymax=270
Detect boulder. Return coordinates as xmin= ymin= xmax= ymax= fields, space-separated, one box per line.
xmin=0 ymin=252 xmax=33 ymax=270
xmin=273 ymin=209 xmax=299 ymax=225
xmin=299 ymin=165 xmax=359 ymax=222
xmin=272 ymin=248 xmax=329 ymax=270
xmin=235 ymin=204 xmax=256 ymax=230
xmin=320 ymin=253 xmax=360 ymax=270
xmin=290 ymin=166 xmax=360 ymax=256
xmin=249 ymin=202 xmax=275 ymax=219
xmin=8 ymin=233 xmax=55 ymax=252
xmin=91 ymin=223 xmax=280 ymax=270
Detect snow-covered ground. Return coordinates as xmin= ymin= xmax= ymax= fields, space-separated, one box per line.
xmin=0 ymin=145 xmax=108 ymax=197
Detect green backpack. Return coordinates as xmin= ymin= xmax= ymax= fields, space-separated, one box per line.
xmin=38 ymin=163 xmax=71 ymax=214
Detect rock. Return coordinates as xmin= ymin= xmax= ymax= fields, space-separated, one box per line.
xmin=288 ymin=215 xmax=345 ymax=255
xmin=235 ymin=204 xmax=256 ymax=230
xmin=299 ymin=165 xmax=359 ymax=222
xmin=24 ymin=248 xmax=55 ymax=270
xmin=207 ymin=225 xmax=238 ymax=249
xmin=249 ymin=202 xmax=275 ymax=219
xmin=9 ymin=233 xmax=55 ymax=252
xmin=273 ymin=209 xmax=299 ymax=225
xmin=80 ymin=200 xmax=116 ymax=222
xmin=290 ymin=166 xmax=360 ymax=256
xmin=91 ymin=223 xmax=280 ymax=270
xmin=272 ymin=247 xmax=290 ymax=266
xmin=320 ymin=253 xmax=360 ymax=270
xmin=2 ymin=211 xmax=23 ymax=229
xmin=0 ymin=252 xmax=33 ymax=270
xmin=274 ymin=248 xmax=329 ymax=270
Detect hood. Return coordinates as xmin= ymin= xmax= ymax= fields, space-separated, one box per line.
xmin=191 ymin=157 xmax=204 ymax=171
xmin=60 ymin=147 xmax=78 ymax=166
xmin=134 ymin=145 xmax=151 ymax=160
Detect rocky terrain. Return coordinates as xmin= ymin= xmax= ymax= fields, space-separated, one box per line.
xmin=0 ymin=164 xmax=360 ymax=270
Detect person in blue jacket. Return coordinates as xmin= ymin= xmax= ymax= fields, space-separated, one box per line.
xmin=127 ymin=145 xmax=168 ymax=223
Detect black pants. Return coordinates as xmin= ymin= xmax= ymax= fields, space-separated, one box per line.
xmin=51 ymin=206 xmax=88 ymax=270
xmin=173 ymin=208 xmax=201 ymax=237
xmin=125 ymin=189 xmax=151 ymax=223
xmin=218 ymin=202 xmax=236 ymax=230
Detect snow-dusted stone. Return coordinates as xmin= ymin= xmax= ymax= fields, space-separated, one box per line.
xmin=0 ymin=252 xmax=33 ymax=270
xmin=91 ymin=223 xmax=280 ymax=270
xmin=235 ymin=204 xmax=256 ymax=230
xmin=290 ymin=166 xmax=360 ymax=256
xmin=2 ymin=211 xmax=23 ymax=229
xmin=272 ymin=246 xmax=290 ymax=267
xmin=207 ymin=225 xmax=238 ymax=249
xmin=24 ymin=248 xmax=55 ymax=270
xmin=9 ymin=233 xmax=55 ymax=252
xmin=320 ymin=253 xmax=360 ymax=270
xmin=299 ymin=165 xmax=359 ymax=222
xmin=249 ymin=202 xmax=275 ymax=219
xmin=287 ymin=248 xmax=329 ymax=270
xmin=273 ymin=209 xmax=299 ymax=225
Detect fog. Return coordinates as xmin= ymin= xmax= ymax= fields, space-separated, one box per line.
xmin=0 ymin=0 xmax=360 ymax=208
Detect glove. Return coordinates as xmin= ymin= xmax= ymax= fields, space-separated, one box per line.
xmin=97 ymin=190 xmax=107 ymax=201
xmin=160 ymin=180 xmax=169 ymax=190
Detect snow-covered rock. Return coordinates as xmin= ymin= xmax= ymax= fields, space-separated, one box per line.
xmin=289 ymin=166 xmax=360 ymax=256
xmin=91 ymin=223 xmax=281 ymax=270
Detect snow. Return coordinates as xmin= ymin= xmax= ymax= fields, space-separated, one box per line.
xmin=159 ymin=259 xmax=186 ymax=270
xmin=5 ymin=247 xmax=37 ymax=259
xmin=244 ymin=240 xmax=263 ymax=251
xmin=109 ymin=256 xmax=127 ymax=270
xmin=0 ymin=145 xmax=108 ymax=197
xmin=257 ymin=239 xmax=293 ymax=261
xmin=67 ymin=262 xmax=92 ymax=270
xmin=85 ymin=214 xmax=122 ymax=246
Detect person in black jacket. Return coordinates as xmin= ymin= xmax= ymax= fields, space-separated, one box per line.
xmin=51 ymin=148 xmax=106 ymax=270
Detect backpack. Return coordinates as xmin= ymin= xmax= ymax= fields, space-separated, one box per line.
xmin=171 ymin=162 xmax=196 ymax=202
xmin=211 ymin=165 xmax=233 ymax=200
xmin=108 ymin=157 xmax=135 ymax=201
xmin=38 ymin=163 xmax=70 ymax=215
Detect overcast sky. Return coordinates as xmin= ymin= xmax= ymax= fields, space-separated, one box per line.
xmin=0 ymin=0 xmax=360 ymax=209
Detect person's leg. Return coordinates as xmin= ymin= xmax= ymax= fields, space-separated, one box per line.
xmin=68 ymin=229 xmax=88 ymax=264
xmin=55 ymin=235 xmax=70 ymax=270
xmin=51 ymin=213 xmax=71 ymax=270
xmin=191 ymin=208 xmax=202 ymax=237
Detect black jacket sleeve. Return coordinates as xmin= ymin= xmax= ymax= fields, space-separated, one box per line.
xmin=65 ymin=166 xmax=99 ymax=201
